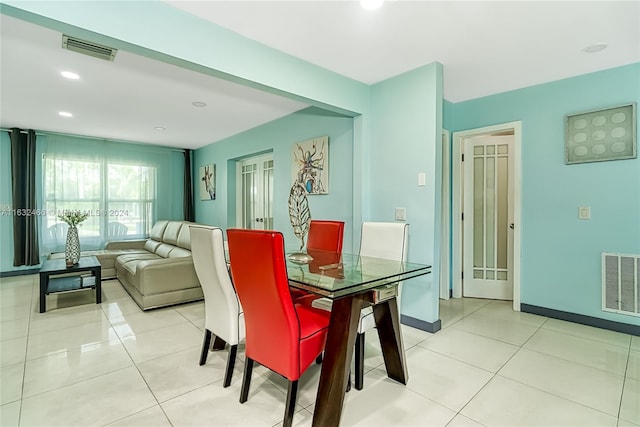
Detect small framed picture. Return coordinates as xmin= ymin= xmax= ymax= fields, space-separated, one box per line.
xmin=199 ymin=164 xmax=216 ymax=200
xmin=565 ymin=103 xmax=636 ymax=164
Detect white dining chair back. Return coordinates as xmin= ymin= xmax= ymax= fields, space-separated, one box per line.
xmin=190 ymin=225 xmax=245 ymax=387
xmin=359 ymin=221 xmax=409 ymax=262
xmin=356 ymin=222 xmax=408 ymax=387
xmin=312 ymin=221 xmax=408 ymax=390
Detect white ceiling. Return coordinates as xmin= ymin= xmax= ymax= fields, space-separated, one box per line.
xmin=168 ymin=0 xmax=640 ymax=101
xmin=0 ymin=14 xmax=308 ymax=149
xmin=1 ymin=1 xmax=638 ymax=149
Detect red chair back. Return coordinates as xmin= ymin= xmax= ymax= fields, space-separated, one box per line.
xmin=226 ymin=229 xmax=302 ymax=379
xmin=307 ymin=220 xmax=344 ymax=252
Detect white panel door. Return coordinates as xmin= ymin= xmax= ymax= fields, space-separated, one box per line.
xmin=237 ymin=154 xmax=274 ymax=230
xmin=463 ymin=135 xmax=514 ymax=300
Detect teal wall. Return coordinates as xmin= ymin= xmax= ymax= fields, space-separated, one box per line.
xmin=0 ymin=132 xmax=184 ymax=273
xmin=443 ymin=100 xmax=455 ymax=131
xmin=193 ymin=107 xmax=355 ymax=251
xmin=368 ymin=64 xmax=443 ymax=322
xmin=449 ymin=63 xmax=640 ymax=325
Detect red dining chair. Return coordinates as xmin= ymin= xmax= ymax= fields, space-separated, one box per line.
xmin=307 ymin=220 xmax=345 ymax=252
xmin=291 ymin=220 xmax=344 ymax=304
xmin=226 ymin=229 xmax=330 ymax=427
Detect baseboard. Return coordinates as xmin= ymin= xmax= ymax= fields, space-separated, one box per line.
xmin=401 ymin=314 xmax=441 ymax=333
xmin=0 ymin=268 xmax=40 ymax=278
xmin=521 ymin=304 xmax=640 ymax=336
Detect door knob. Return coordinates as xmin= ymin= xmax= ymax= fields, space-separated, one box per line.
xmin=509 ymin=223 xmax=514 ymax=229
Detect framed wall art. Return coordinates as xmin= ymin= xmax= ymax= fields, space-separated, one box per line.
xmin=291 ymin=136 xmax=329 ymax=195
xmin=565 ymin=103 xmax=636 ymax=164
xmin=199 ymin=164 xmax=216 ymax=200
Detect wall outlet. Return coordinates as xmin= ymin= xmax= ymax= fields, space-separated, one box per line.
xmin=395 ymin=207 xmax=406 ymax=221
xmin=578 ymin=206 xmax=591 ymax=220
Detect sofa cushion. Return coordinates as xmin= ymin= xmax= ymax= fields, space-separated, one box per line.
xmin=163 ymin=222 xmax=183 ymax=245
xmin=143 ymin=239 xmax=161 ymax=253
xmin=169 ymin=247 xmax=191 ymax=258
xmin=149 ymin=220 xmax=169 ymax=240
xmin=116 ymin=253 xmax=162 ymax=273
xmin=176 ymin=224 xmax=191 ymax=250
xmin=116 ymin=253 xmax=162 ymax=289
xmin=155 ymin=243 xmax=175 ymax=258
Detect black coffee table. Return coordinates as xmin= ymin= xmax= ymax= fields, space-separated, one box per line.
xmin=39 ymin=256 xmax=102 ymax=313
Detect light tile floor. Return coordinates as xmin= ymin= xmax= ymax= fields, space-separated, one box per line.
xmin=1 ymin=275 xmax=639 ymax=427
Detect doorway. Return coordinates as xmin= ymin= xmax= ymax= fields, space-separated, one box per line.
xmin=452 ymin=122 xmax=522 ymax=310
xmin=235 ymin=154 xmax=274 ymax=230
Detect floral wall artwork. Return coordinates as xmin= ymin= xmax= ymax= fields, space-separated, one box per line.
xmin=291 ymin=136 xmax=329 ymax=195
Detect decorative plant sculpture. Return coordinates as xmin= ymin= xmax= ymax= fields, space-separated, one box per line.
xmin=287 ymin=182 xmax=313 ymax=263
xmin=58 ymin=209 xmax=89 ymax=267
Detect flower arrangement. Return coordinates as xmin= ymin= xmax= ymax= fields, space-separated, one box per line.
xmin=58 ymin=210 xmax=89 ymax=227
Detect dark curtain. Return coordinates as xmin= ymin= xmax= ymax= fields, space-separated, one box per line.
xmin=10 ymin=128 xmax=40 ymax=266
xmin=183 ymin=149 xmax=195 ymax=222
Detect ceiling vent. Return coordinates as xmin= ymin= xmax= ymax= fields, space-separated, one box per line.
xmin=62 ymin=35 xmax=117 ymax=61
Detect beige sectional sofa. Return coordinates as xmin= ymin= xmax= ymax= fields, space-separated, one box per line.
xmin=49 ymin=220 xmax=203 ymax=310
xmin=114 ymin=220 xmax=203 ymax=310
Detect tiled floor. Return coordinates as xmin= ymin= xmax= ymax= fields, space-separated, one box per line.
xmin=1 ymin=274 xmax=639 ymax=427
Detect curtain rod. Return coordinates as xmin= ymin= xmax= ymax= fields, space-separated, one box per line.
xmin=0 ymin=127 xmax=187 ymax=152
xmin=0 ymin=128 xmax=45 ymax=136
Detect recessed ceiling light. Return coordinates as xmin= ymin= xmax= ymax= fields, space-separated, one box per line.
xmin=154 ymin=126 xmax=166 ymax=131
xmin=360 ymin=0 xmax=384 ymax=10
xmin=583 ymin=42 xmax=608 ymax=53
xmin=58 ymin=111 xmax=73 ymax=117
xmin=61 ymin=71 xmax=80 ymax=80
xmin=192 ymin=101 xmax=207 ymax=108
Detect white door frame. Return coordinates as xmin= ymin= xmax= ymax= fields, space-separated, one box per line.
xmin=440 ymin=130 xmax=451 ymax=300
xmin=452 ymin=121 xmax=522 ymax=311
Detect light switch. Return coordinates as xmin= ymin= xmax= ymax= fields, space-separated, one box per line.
xmin=417 ymin=172 xmax=426 ymax=187
xmin=395 ymin=207 xmax=406 ymax=221
xmin=578 ymin=206 xmax=590 ymax=220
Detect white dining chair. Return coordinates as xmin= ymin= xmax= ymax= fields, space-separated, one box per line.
xmin=312 ymin=221 xmax=408 ymax=390
xmin=190 ymin=225 xmax=245 ymax=387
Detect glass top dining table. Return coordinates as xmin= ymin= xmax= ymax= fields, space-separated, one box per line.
xmin=284 ymin=249 xmax=432 ymax=426
xmin=285 ymin=249 xmax=432 ymax=299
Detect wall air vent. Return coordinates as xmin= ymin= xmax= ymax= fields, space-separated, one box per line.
xmin=62 ymin=35 xmax=117 ymax=61
xmin=602 ymin=252 xmax=639 ymax=317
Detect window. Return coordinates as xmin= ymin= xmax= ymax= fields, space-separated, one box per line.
xmin=107 ymin=163 xmax=155 ymax=238
xmin=43 ymin=155 xmax=157 ymax=252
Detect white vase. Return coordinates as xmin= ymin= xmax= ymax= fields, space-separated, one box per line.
xmin=65 ymin=225 xmax=81 ymax=266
